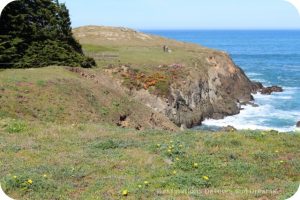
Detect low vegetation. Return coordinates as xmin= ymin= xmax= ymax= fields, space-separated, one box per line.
xmin=0 ymin=66 xmax=178 ymax=130
xmin=0 ymin=67 xmax=133 ymax=124
xmin=0 ymin=119 xmax=299 ymax=199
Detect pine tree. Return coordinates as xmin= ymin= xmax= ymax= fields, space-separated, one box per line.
xmin=0 ymin=0 xmax=95 ymax=68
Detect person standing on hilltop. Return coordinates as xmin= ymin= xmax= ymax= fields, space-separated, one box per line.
xmin=163 ymin=45 xmax=170 ymax=53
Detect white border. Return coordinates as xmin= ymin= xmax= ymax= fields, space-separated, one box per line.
xmin=0 ymin=185 xmax=14 ymax=200
xmin=0 ymin=0 xmax=299 ymax=199
xmin=0 ymin=0 xmax=16 ymax=16
xmin=286 ymin=0 xmax=300 ymax=15
xmin=286 ymin=185 xmax=300 ymax=200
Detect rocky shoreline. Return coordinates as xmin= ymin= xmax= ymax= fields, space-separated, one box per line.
xmin=129 ymin=54 xmax=284 ymax=129
xmin=73 ymin=26 xmax=286 ymax=130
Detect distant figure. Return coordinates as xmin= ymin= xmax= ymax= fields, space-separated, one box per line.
xmin=163 ymin=45 xmax=169 ymax=53
xmin=163 ymin=45 xmax=166 ymax=52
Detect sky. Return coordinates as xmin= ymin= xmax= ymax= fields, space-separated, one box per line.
xmin=64 ymin=0 xmax=300 ymax=30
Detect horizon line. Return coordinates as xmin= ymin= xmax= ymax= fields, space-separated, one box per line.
xmin=72 ymin=25 xmax=300 ymax=31
xmin=140 ymin=28 xmax=300 ymax=31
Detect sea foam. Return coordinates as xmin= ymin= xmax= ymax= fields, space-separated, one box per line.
xmin=202 ymin=87 xmax=300 ymax=132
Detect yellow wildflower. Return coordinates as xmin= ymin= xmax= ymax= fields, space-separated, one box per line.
xmin=27 ymin=179 xmax=33 ymax=184
xmin=144 ymin=181 xmax=149 ymax=185
xmin=203 ymin=176 xmax=209 ymax=181
xmin=176 ymin=157 xmax=180 ymax=161
xmin=122 ymin=189 xmax=128 ymax=196
xmin=43 ymin=174 xmax=47 ymax=178
xmin=138 ymin=184 xmax=142 ymax=188
xmin=13 ymin=176 xmax=17 ymax=179
xmin=193 ymin=163 xmax=199 ymax=168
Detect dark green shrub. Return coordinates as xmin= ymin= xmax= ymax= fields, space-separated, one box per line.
xmin=0 ymin=0 xmax=95 ymax=68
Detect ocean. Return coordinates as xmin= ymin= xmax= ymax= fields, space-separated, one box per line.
xmin=144 ymin=30 xmax=300 ymax=132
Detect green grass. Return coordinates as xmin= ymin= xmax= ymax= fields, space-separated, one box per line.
xmin=80 ymin=40 xmax=210 ymax=100
xmin=83 ymin=44 xmax=118 ymax=53
xmin=0 ymin=28 xmax=299 ymax=199
xmin=81 ymin=43 xmax=210 ymax=73
xmin=0 ymin=119 xmax=299 ymax=200
xmin=5 ymin=119 xmax=27 ymax=133
xmin=0 ymin=66 xmax=150 ymax=126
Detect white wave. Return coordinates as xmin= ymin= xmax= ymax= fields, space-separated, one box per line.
xmin=246 ymin=72 xmax=263 ymax=76
xmin=253 ymin=87 xmax=298 ymax=101
xmin=273 ymin=96 xmax=293 ymax=100
xmin=201 ymin=83 xmax=300 ymax=132
xmin=202 ymin=104 xmax=300 ymax=133
xmin=203 ymin=120 xmax=296 ymax=132
xmin=255 ymin=94 xmax=293 ymax=100
xmin=203 ymin=121 xmax=295 ymax=132
xmin=282 ymin=65 xmax=300 ymax=72
xmin=287 ymin=69 xmax=300 ymax=72
xmin=251 ymin=79 xmax=270 ymax=84
xmin=285 ymin=86 xmax=300 ymax=89
xmin=284 ymin=87 xmax=300 ymax=91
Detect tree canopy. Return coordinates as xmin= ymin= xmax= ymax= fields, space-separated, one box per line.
xmin=0 ymin=0 xmax=95 ymax=68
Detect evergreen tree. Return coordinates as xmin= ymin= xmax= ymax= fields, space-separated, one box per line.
xmin=0 ymin=0 xmax=95 ymax=68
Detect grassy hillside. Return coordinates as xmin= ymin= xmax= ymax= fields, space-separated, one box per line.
xmin=0 ymin=120 xmax=299 ymax=199
xmin=0 ymin=66 xmax=177 ymax=130
xmin=0 ymin=26 xmax=299 ymax=199
xmin=74 ymin=26 xmax=215 ymax=76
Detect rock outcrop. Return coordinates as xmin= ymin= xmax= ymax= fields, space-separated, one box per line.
xmin=128 ymin=52 xmax=259 ymax=128
xmin=221 ymin=125 xmax=237 ymax=132
xmin=251 ymin=82 xmax=264 ymax=92
xmin=164 ymin=53 xmax=258 ymax=128
xmin=261 ymin=86 xmax=283 ymax=95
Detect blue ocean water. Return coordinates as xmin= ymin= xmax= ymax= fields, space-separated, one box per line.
xmin=144 ymin=30 xmax=300 ymax=132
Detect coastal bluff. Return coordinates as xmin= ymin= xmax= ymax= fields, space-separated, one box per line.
xmin=73 ymin=26 xmax=261 ymax=128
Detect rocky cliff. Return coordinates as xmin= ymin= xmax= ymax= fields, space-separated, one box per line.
xmin=130 ymin=51 xmax=258 ymax=128
xmin=73 ymin=26 xmax=260 ymax=129
xmin=165 ymin=54 xmax=252 ymax=127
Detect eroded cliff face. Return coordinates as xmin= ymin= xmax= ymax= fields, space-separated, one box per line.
xmin=165 ymin=52 xmax=255 ymax=128
xmin=129 ymin=52 xmax=257 ymax=128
